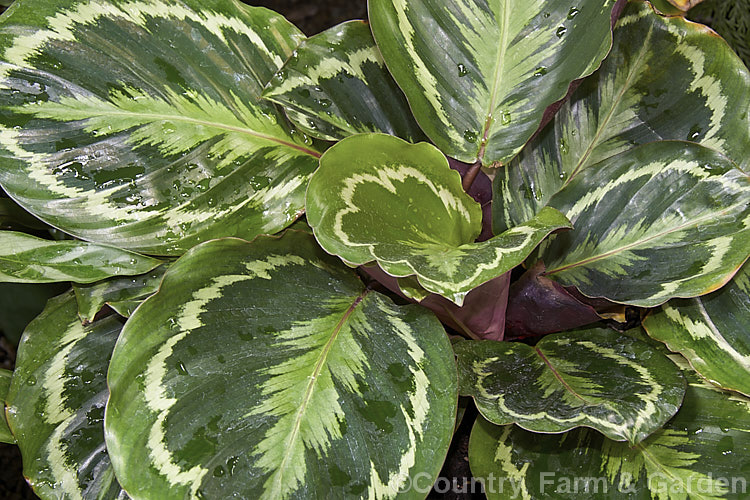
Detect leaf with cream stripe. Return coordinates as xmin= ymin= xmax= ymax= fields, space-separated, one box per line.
xmin=0 ymin=368 xmax=13 ymax=444
xmin=5 ymin=291 xmax=126 ymax=499
xmin=455 ymin=327 xmax=685 ymax=444
xmin=306 ymin=134 xmax=571 ymax=306
xmin=0 ymin=0 xmax=320 ymax=255
xmin=494 ymin=0 xmax=750 ymax=232
xmin=468 ymin=351 xmax=750 ymax=500
xmin=0 ymin=230 xmax=162 ymax=283
xmin=105 ymin=230 xmax=457 ymax=500
xmin=643 ymin=262 xmax=750 ymax=397
xmin=539 ymin=141 xmax=750 ymax=307
xmin=369 ymin=0 xmax=617 ymax=165
xmin=262 ymin=20 xmax=425 ymax=142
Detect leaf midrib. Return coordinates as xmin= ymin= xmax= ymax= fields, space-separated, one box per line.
xmin=269 ymin=287 xmax=370 ymax=496
xmin=636 ymin=441 xmax=716 ymax=500
xmin=534 ymin=346 xmax=591 ymax=405
xmin=81 ymin=109 xmax=321 ymax=159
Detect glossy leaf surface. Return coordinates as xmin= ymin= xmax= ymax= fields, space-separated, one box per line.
xmin=455 ymin=328 xmax=685 ymax=443
xmin=0 ymin=0 xmax=319 ymax=255
xmin=644 ymin=262 xmax=750 ymax=396
xmin=6 ymin=291 xmax=126 ymax=499
xmin=307 ymin=134 xmax=571 ymax=305
xmin=369 ymin=0 xmax=616 ymax=165
xmin=494 ymin=1 xmax=750 ymax=231
xmin=105 ymin=231 xmax=457 ymax=500
xmin=0 ymin=230 xmax=162 ymax=283
xmin=469 ymin=358 xmax=750 ymax=500
xmin=540 ymin=141 xmax=750 ymax=307
xmin=73 ymin=263 xmax=169 ymax=323
xmin=263 ymin=20 xmax=425 ymax=142
xmin=0 ymin=368 xmax=13 ymax=444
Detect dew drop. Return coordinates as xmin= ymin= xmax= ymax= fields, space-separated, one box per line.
xmin=533 ymin=66 xmax=548 ymax=77
xmin=175 ymin=360 xmax=189 ymax=376
xmin=567 ymin=7 xmax=580 ymax=19
xmin=556 ymin=26 xmax=567 ymax=37
xmin=543 ymin=12 xmax=551 ymax=18
xmin=559 ymin=138 xmax=569 ymax=154
xmin=501 ymin=111 xmax=512 ymax=125
xmin=213 ymin=465 xmax=226 ymax=477
xmin=298 ymin=88 xmax=310 ymax=99
xmin=463 ymin=130 xmax=478 ymax=143
xmin=687 ymin=124 xmax=703 ymax=141
xmin=457 ymin=63 xmax=468 ymax=77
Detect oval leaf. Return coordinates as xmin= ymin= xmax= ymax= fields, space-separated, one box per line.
xmin=469 ymin=358 xmax=750 ymax=500
xmin=540 ymin=141 xmax=750 ymax=307
xmin=455 ymin=327 xmax=686 ymax=444
xmin=0 ymin=230 xmax=162 ymax=283
xmin=262 ymin=20 xmax=425 ymax=142
xmin=643 ymin=262 xmax=750 ymax=396
xmin=0 ymin=368 xmax=13 ymax=444
xmin=494 ymin=1 xmax=750 ymax=232
xmin=0 ymin=0 xmax=319 ymax=255
xmin=306 ymin=133 xmax=571 ymax=305
xmin=369 ymin=0 xmax=616 ymax=165
xmin=5 ymin=291 xmax=126 ymax=499
xmin=73 ymin=262 xmax=170 ymax=323
xmin=105 ymin=230 xmax=457 ymax=499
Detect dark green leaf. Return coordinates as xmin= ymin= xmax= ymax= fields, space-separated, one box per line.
xmin=5 ymin=291 xmax=126 ymax=499
xmin=263 ymin=20 xmax=425 ymax=142
xmin=455 ymin=327 xmax=686 ymax=444
xmin=105 ymin=230 xmax=457 ymax=499
xmin=0 ymin=368 xmax=13 ymax=444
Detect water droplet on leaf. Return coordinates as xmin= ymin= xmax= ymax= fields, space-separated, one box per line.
xmin=556 ymin=26 xmax=567 ymax=37
xmin=464 ymin=130 xmax=477 ymax=143
xmin=567 ymin=7 xmax=579 ymax=18
xmin=457 ymin=63 xmax=468 ymax=77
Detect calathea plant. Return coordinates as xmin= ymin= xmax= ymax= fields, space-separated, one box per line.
xmin=0 ymin=0 xmax=749 ymax=498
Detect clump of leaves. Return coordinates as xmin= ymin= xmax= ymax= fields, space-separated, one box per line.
xmin=0 ymin=0 xmax=748 ymax=499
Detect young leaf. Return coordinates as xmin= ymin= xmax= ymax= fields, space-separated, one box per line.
xmin=0 ymin=0 xmax=319 ymax=255
xmin=369 ymin=0 xmax=617 ymax=165
xmin=540 ymin=141 xmax=750 ymax=307
xmin=643 ymin=262 xmax=750 ymax=396
xmin=262 ymin=20 xmax=425 ymax=142
xmin=0 ymin=230 xmax=162 ymax=283
xmin=494 ymin=0 xmax=750 ymax=232
xmin=468 ymin=360 xmax=750 ymax=500
xmin=5 ymin=291 xmax=126 ymax=499
xmin=306 ymin=134 xmax=571 ymax=305
xmin=73 ymin=262 xmax=170 ymax=323
xmin=0 ymin=368 xmax=13 ymax=444
xmin=455 ymin=328 xmax=685 ymax=444
xmin=105 ymin=230 xmax=457 ymax=500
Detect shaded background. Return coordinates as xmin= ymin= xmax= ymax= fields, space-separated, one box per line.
xmin=0 ymin=0 xmax=748 ymax=499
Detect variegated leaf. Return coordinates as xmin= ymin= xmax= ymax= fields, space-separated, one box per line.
xmin=494 ymin=0 xmax=750 ymax=232
xmin=0 ymin=0 xmax=320 ymax=255
xmin=5 ymin=291 xmax=126 ymax=499
xmin=105 ymin=230 xmax=457 ymax=500
xmin=469 ymin=356 xmax=750 ymax=500
xmin=455 ymin=327 xmax=685 ymax=444
xmin=643 ymin=262 xmax=750 ymax=396
xmin=0 ymin=368 xmax=13 ymax=444
xmin=262 ymin=20 xmax=425 ymax=142
xmin=369 ymin=0 xmax=617 ymax=165
xmin=539 ymin=141 xmax=750 ymax=307
xmin=73 ymin=262 xmax=169 ymax=323
xmin=306 ymin=134 xmax=571 ymax=305
xmin=0 ymin=230 xmax=162 ymax=283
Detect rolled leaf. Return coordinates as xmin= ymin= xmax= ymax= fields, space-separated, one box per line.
xmin=540 ymin=141 xmax=750 ymax=307
xmin=0 ymin=230 xmax=162 ymax=283
xmin=455 ymin=328 xmax=686 ymax=444
xmin=262 ymin=20 xmax=425 ymax=142
xmin=494 ymin=1 xmax=750 ymax=232
xmin=5 ymin=291 xmax=126 ymax=499
xmin=369 ymin=0 xmax=616 ymax=165
xmin=73 ymin=263 xmax=169 ymax=323
xmin=306 ymin=134 xmax=571 ymax=305
xmin=0 ymin=368 xmax=13 ymax=444
xmin=643 ymin=262 xmax=750 ymax=396
xmin=105 ymin=230 xmax=457 ymax=500
xmin=469 ymin=357 xmax=750 ymax=500
xmin=0 ymin=0 xmax=319 ymax=255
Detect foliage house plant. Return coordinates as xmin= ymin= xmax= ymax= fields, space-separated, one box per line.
xmin=0 ymin=0 xmax=749 ymax=498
